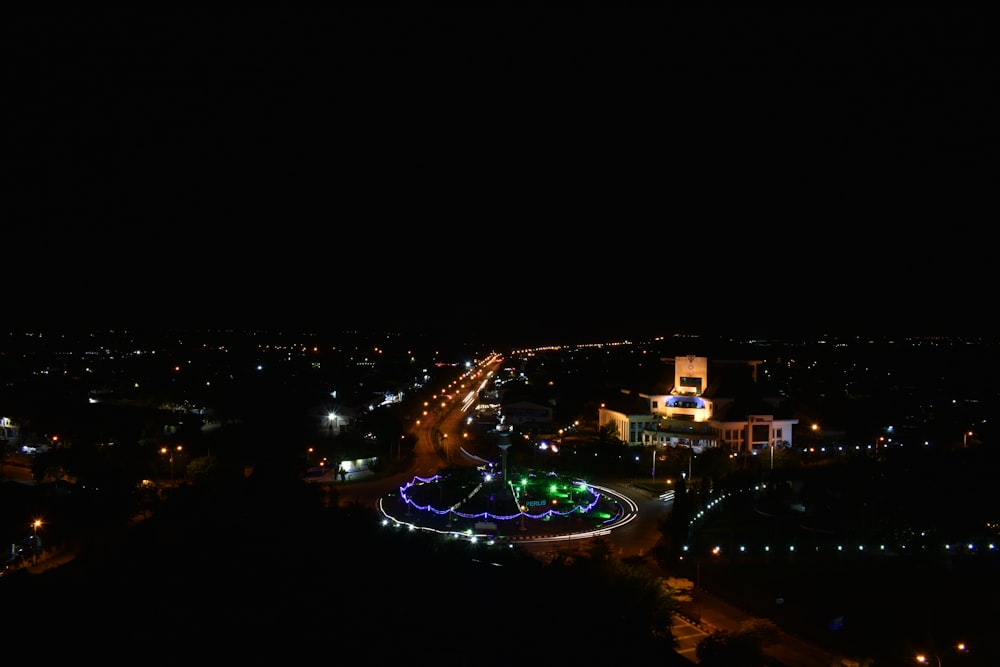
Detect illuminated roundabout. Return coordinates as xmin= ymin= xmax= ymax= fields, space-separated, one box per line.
xmin=377 ymin=461 xmax=639 ymax=545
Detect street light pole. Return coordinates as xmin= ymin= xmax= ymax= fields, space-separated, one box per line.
xmin=694 ymin=557 xmax=702 ymax=622
xmin=498 ymin=444 xmax=511 ymax=493
xmin=31 ymin=519 xmax=41 ymax=565
xmin=161 ymin=445 xmax=182 ymax=485
xmin=964 ymin=430 xmax=973 ymax=448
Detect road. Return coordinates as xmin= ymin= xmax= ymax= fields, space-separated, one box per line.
xmin=0 ymin=454 xmax=34 ymax=484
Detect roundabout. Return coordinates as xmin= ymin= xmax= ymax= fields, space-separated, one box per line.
xmin=377 ymin=462 xmax=640 ymax=544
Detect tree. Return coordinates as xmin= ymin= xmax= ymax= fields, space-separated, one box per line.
xmin=351 ymin=401 xmax=408 ymax=465
xmin=595 ymin=422 xmax=623 ymax=447
xmin=185 ymin=454 xmax=220 ymax=484
xmin=696 ymin=629 xmax=767 ymax=666
xmin=30 ymin=450 xmax=58 ymax=484
xmin=548 ymin=550 xmax=682 ymax=651
xmin=699 ymin=447 xmax=734 ymax=488
xmin=694 ymin=618 xmax=777 ymax=667
xmin=661 ymin=473 xmax=693 ymax=555
xmin=738 ymin=617 xmax=779 ymax=647
xmin=584 ymin=536 xmax=614 ymax=560
xmin=662 ymin=576 xmax=694 ymax=603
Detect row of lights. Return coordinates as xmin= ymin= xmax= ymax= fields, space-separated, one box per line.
xmin=685 ymin=488 xmax=998 ymax=557
xmin=682 ymin=541 xmax=997 ymax=557
xmin=681 ymin=540 xmax=974 ymax=663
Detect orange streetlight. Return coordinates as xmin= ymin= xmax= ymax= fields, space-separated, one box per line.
xmin=916 ymin=643 xmax=967 ymax=665
xmin=160 ymin=445 xmax=183 ymax=485
xmin=31 ymin=519 xmax=42 ymax=565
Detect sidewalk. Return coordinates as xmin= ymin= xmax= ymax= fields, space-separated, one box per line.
xmin=635 ymin=550 xmax=847 ymax=666
xmin=28 ymin=549 xmax=75 ymax=573
xmin=677 ymin=584 xmax=845 ymax=667
xmin=2 ymin=547 xmax=77 ymax=577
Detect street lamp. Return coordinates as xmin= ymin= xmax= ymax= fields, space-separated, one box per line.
xmin=916 ymin=643 xmax=968 ymax=665
xmin=160 ymin=445 xmax=182 ymax=485
xmin=31 ymin=519 xmax=42 ymax=565
xmin=964 ymin=430 xmax=973 ymax=448
xmin=498 ymin=444 xmax=511 ymax=493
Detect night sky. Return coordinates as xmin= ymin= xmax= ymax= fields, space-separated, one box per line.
xmin=5 ymin=8 xmax=996 ymax=343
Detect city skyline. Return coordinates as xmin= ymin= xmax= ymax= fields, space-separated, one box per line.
xmin=1 ymin=322 xmax=997 ymax=664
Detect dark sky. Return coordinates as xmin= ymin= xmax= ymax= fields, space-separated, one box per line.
xmin=5 ymin=8 xmax=997 ymax=344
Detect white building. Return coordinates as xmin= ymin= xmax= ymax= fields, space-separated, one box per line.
xmin=598 ymin=355 xmax=797 ymax=455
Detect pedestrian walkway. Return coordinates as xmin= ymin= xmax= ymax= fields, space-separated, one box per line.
xmin=647 ymin=555 xmax=850 ymax=667
xmin=1 ymin=547 xmax=76 ymax=577
xmin=27 ymin=549 xmax=75 ymax=573
xmin=681 ymin=586 xmax=843 ymax=666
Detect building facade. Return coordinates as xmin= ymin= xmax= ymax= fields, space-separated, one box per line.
xmin=598 ymin=355 xmax=797 ymax=455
